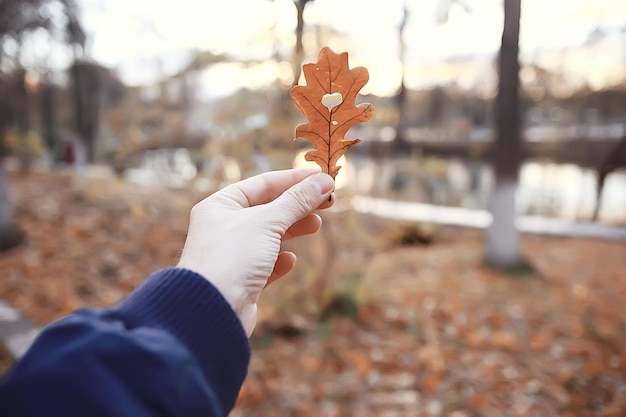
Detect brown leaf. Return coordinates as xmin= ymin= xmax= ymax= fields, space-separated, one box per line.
xmin=342 ymin=348 xmax=373 ymax=377
xmin=290 ymin=47 xmax=375 ymax=179
xmin=490 ymin=330 xmax=518 ymax=349
xmin=299 ymin=354 xmax=321 ymax=373
xmin=421 ymin=370 xmax=443 ymax=394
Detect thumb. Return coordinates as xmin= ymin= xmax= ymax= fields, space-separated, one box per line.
xmin=265 ymin=172 xmax=334 ymax=231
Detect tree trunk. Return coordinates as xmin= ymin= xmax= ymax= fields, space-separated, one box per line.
xmin=292 ymin=0 xmax=312 ymax=86
xmin=485 ymin=0 xmax=525 ymax=269
xmin=0 ymin=68 xmax=24 ymax=251
xmin=14 ymin=70 xmax=33 ymax=174
xmin=391 ymin=2 xmax=411 ymax=156
xmin=0 ymin=160 xmax=24 ymax=251
xmin=41 ymin=82 xmax=59 ymax=166
xmin=592 ymin=171 xmax=606 ymax=222
xmin=592 ymin=135 xmax=626 ymax=221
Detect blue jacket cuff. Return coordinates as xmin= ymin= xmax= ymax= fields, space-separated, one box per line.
xmin=113 ymin=267 xmax=250 ymax=413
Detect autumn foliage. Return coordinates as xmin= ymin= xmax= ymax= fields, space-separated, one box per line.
xmin=290 ymin=47 xmax=375 ymax=179
xmin=1 ymin=174 xmax=626 ymax=416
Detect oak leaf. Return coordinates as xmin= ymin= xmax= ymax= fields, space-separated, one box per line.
xmin=290 ymin=47 xmax=375 ymax=179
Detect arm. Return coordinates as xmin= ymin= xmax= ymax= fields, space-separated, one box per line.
xmin=1 ymin=269 xmax=248 ymax=417
xmin=0 ymin=169 xmax=335 ymax=417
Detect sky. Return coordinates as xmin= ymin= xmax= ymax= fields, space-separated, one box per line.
xmin=71 ymin=0 xmax=626 ymax=97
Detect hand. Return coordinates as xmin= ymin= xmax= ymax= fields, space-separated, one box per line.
xmin=177 ymin=169 xmax=335 ymax=336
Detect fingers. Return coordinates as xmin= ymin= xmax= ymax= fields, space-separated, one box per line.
xmin=281 ymin=195 xmax=334 ymax=241
xmin=264 ymin=172 xmax=334 ymax=232
xmin=217 ymin=168 xmax=321 ymax=208
xmin=316 ymin=192 xmax=335 ymax=210
xmin=282 ymin=213 xmax=322 ymax=241
xmin=265 ymin=251 xmax=297 ymax=287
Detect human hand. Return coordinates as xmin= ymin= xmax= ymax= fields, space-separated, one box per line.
xmin=177 ymin=169 xmax=335 ymax=337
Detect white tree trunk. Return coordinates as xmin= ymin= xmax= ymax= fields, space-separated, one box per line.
xmin=485 ymin=177 xmax=521 ymax=266
xmin=73 ymin=139 xmax=88 ymax=195
xmin=485 ymin=0 xmax=524 ymax=270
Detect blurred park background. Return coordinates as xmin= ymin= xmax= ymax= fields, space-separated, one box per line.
xmin=0 ymin=0 xmax=625 ymax=416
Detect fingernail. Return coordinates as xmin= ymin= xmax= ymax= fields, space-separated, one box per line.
xmin=310 ymin=173 xmax=334 ymax=194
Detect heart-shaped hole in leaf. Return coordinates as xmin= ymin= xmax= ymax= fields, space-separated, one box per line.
xmin=321 ymin=92 xmax=343 ymax=112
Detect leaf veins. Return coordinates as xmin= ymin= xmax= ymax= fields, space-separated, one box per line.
xmin=290 ymin=47 xmax=375 ymax=179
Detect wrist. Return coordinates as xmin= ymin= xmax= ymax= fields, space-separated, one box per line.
xmin=175 ymin=260 xmax=252 ymax=334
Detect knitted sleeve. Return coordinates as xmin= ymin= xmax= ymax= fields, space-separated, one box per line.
xmin=0 ymin=268 xmax=250 ymax=417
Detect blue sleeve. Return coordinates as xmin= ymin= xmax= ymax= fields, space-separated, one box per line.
xmin=0 ymin=268 xmax=250 ymax=417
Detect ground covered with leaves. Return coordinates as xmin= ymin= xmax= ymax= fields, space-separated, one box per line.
xmin=1 ymin=172 xmax=625 ymax=417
